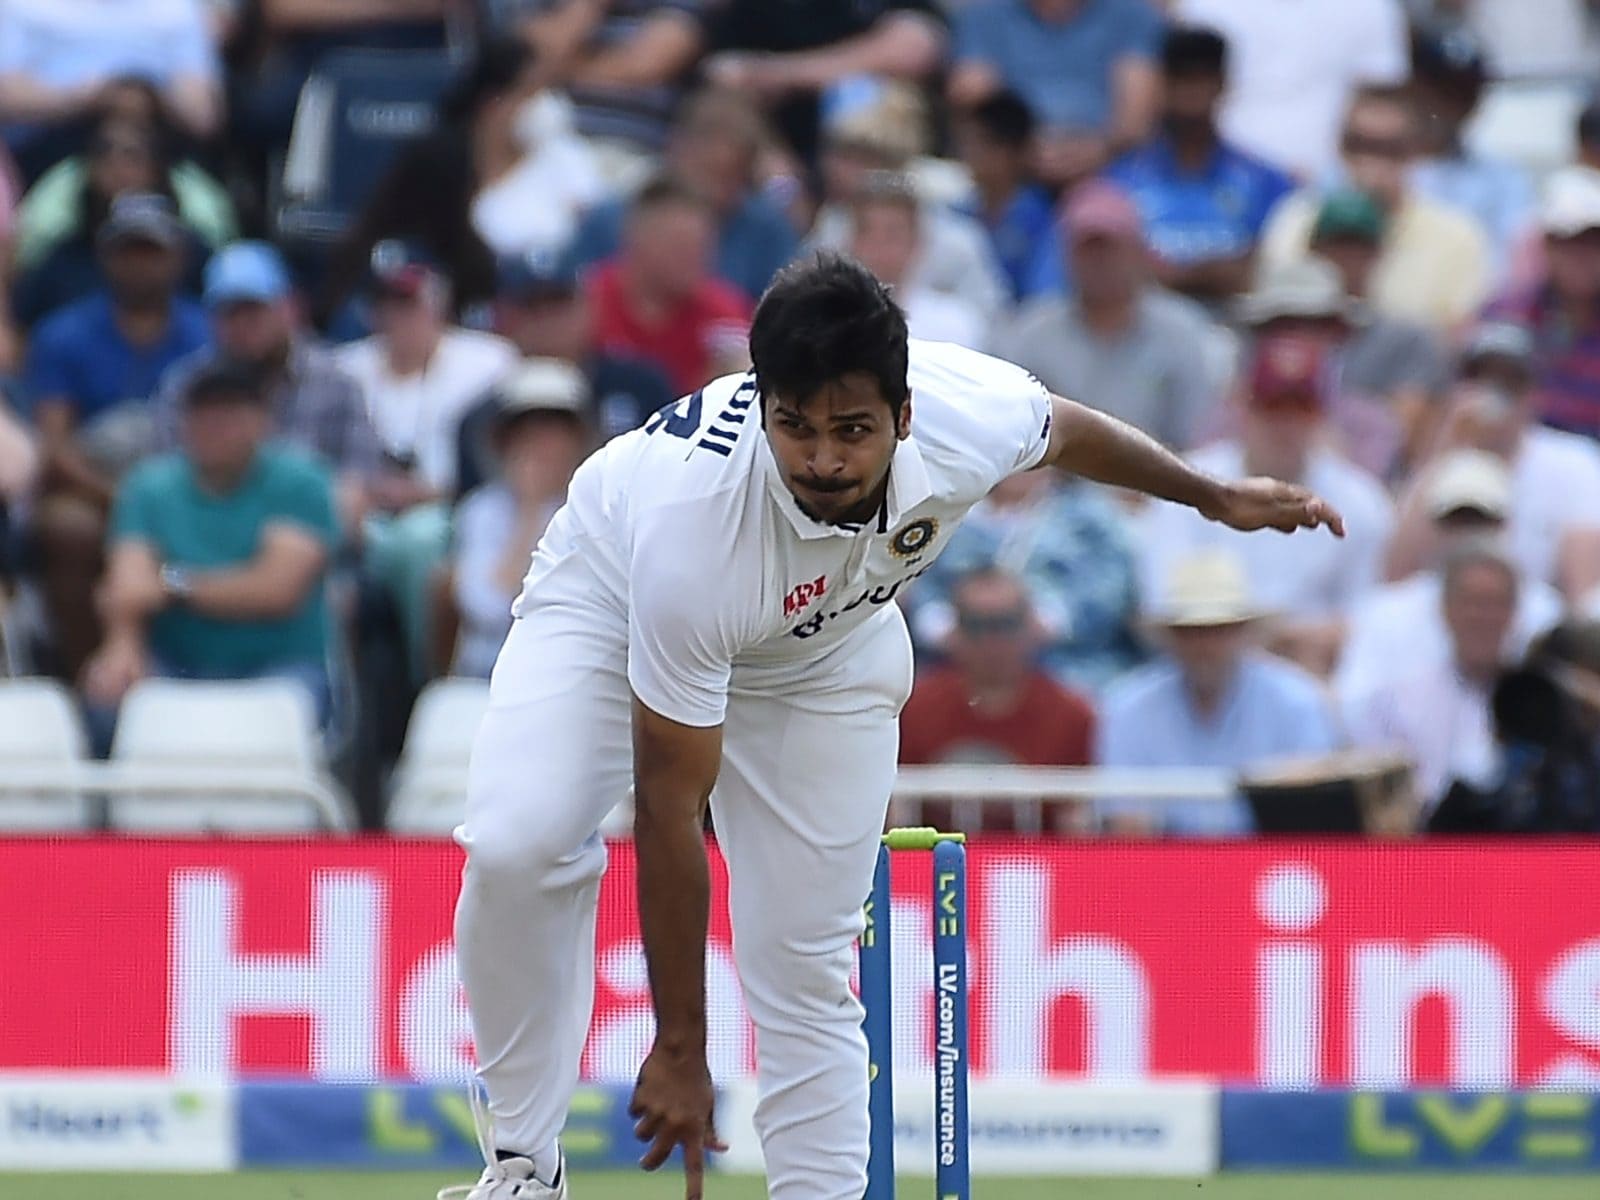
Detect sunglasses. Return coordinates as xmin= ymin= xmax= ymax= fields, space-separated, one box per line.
xmin=957 ymin=611 xmax=1027 ymax=637
xmin=1341 ymin=133 xmax=1410 ymax=160
xmin=1249 ymin=388 xmax=1323 ymax=415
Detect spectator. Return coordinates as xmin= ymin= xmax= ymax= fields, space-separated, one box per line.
xmin=1487 ymin=166 xmax=1600 ymax=442
xmin=1096 ymin=549 xmax=1340 ymax=836
xmin=488 ymin=0 xmax=706 ymax=177
xmin=151 ymin=242 xmax=381 ymax=532
xmin=807 ymin=88 xmax=1010 ymax=326
xmin=1338 ymin=450 xmax=1561 ymax=717
xmin=701 ymin=0 xmax=947 ymax=168
xmin=1386 ymin=322 xmax=1600 ymax=604
xmin=0 ymin=0 xmax=222 ymax=179
xmin=11 ymin=106 xmax=221 ymax=327
xmin=902 ymin=465 xmax=1142 ymax=695
xmin=336 ymin=242 xmax=518 ymax=680
xmin=0 ymin=394 xmax=37 ymax=506
xmin=1235 ymin=255 xmax=1449 ymax=475
xmin=564 ymin=86 xmax=800 ymax=303
xmin=1347 ymin=540 xmax=1521 ymax=812
xmin=1104 ymin=25 xmax=1294 ymax=307
xmin=849 ymin=173 xmax=989 ymax=349
xmin=585 ymin=176 xmax=752 ymax=395
xmin=325 ymin=37 xmax=601 ymax=332
xmin=12 ymin=83 xmax=235 ymax=280
xmin=1407 ymin=24 xmax=1535 ymax=285
xmin=993 ymin=181 xmax=1224 ymax=450
xmin=451 ymin=359 xmax=592 ymax=678
xmin=899 ymin=565 xmax=1097 ymax=835
xmin=1137 ymin=334 xmax=1395 ymax=677
xmin=81 ymin=361 xmax=339 ymax=745
xmin=950 ymin=0 xmax=1162 ymax=190
xmin=1258 ymin=88 xmax=1492 ymax=332
xmin=1171 ymin=0 xmax=1409 ymax=182
xmin=458 ymin=252 xmax=670 ymax=492
xmin=951 ymin=90 xmax=1055 ymax=304
xmin=1407 ymin=0 xmax=1600 ymax=81
xmin=23 ymin=192 xmax=208 ymax=680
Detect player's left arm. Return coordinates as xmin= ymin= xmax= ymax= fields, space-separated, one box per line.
xmin=1038 ymin=393 xmax=1346 ymax=537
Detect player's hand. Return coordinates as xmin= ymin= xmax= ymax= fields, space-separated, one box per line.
xmin=629 ymin=1042 xmax=727 ymax=1200
xmin=1205 ymin=477 xmax=1345 ymax=537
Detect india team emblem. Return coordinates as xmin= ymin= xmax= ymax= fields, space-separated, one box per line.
xmin=889 ymin=517 xmax=938 ymax=560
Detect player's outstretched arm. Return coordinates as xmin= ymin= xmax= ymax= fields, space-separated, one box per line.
xmin=1038 ymin=393 xmax=1346 ymax=537
xmin=628 ymin=697 xmax=729 ymax=1200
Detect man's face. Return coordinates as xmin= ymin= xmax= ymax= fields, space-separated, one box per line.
xmin=373 ymin=285 xmax=446 ymax=352
xmin=1167 ymin=622 xmax=1250 ymax=693
xmin=821 ymin=143 xmax=896 ymax=205
xmin=671 ymin=120 xmax=755 ymax=213
xmin=1258 ymin=314 xmax=1351 ymax=348
xmin=1341 ymin=100 xmax=1415 ymax=210
xmin=1311 ymin=236 xmax=1381 ymax=299
xmin=1444 ymin=561 xmax=1516 ymax=677
xmin=183 ymin=398 xmax=268 ymax=478
xmin=850 ymin=201 xmax=919 ymax=289
xmin=1163 ymin=70 xmax=1224 ymax=139
xmin=1071 ymin=232 xmax=1143 ymax=306
xmin=949 ymin=574 xmax=1037 ymax=688
xmin=102 ymin=239 xmax=181 ymax=308
xmin=499 ymin=412 xmax=588 ymax=506
xmin=212 ymin=299 xmax=292 ymax=366
xmin=1411 ymin=77 xmax=1478 ymax=151
xmin=626 ymin=203 xmax=714 ymax=300
xmin=1546 ymin=228 xmax=1600 ymax=304
xmin=763 ymin=372 xmax=910 ymax=525
xmin=497 ymin=290 xmax=589 ymax=360
xmin=953 ymin=119 xmax=1026 ymax=191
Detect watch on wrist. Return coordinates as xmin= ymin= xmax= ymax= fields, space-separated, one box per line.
xmin=160 ymin=564 xmax=194 ymax=603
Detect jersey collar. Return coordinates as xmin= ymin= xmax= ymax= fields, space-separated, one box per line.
xmin=759 ymin=428 xmax=933 ymax=541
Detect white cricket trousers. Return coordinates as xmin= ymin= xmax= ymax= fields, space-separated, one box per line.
xmin=454 ymin=563 xmax=912 ymax=1200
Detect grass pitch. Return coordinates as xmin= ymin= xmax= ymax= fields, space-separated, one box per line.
xmin=7 ymin=1172 xmax=1600 ymax=1199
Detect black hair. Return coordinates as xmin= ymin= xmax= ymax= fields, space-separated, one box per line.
xmin=964 ymin=90 xmax=1035 ymax=149
xmin=1162 ymin=25 xmax=1228 ymax=77
xmin=749 ymin=253 xmax=910 ymax=420
xmin=439 ymin=35 xmax=535 ymax=125
xmin=184 ymin=358 xmax=268 ymax=407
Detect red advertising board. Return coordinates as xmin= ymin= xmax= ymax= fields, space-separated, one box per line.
xmin=3 ymin=838 xmax=1598 ymax=1089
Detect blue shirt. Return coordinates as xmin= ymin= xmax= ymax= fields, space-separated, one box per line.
xmin=566 ymin=190 xmax=800 ymax=303
xmin=23 ymin=292 xmax=209 ymax=423
xmin=959 ymin=185 xmax=1057 ymax=302
xmin=1104 ymin=136 xmax=1295 ymax=266
xmin=953 ymin=0 xmax=1162 ymax=131
xmin=1096 ymin=652 xmax=1340 ymax=835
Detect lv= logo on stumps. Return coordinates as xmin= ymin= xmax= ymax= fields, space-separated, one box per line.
xmin=860 ymin=827 xmax=971 ymax=1199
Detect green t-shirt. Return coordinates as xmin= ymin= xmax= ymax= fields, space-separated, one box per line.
xmin=110 ymin=446 xmax=338 ymax=676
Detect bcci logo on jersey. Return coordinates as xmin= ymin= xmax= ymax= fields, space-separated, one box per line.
xmin=783 ymin=574 xmax=828 ymax=619
xmin=889 ymin=517 xmax=938 ymax=560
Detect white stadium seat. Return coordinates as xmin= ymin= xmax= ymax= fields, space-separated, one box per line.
xmin=107 ymin=678 xmax=354 ymax=833
xmin=0 ymin=677 xmax=93 ymax=830
xmin=387 ymin=676 xmax=491 ymax=835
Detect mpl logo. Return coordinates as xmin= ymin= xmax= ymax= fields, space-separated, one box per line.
xmin=782 ymin=574 xmax=827 ymax=619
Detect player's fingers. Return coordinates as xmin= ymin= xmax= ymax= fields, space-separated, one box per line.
xmin=706 ymin=1119 xmax=729 ymax=1154
xmin=640 ymin=1129 xmax=677 ymax=1172
xmin=633 ymin=1110 xmax=662 ymax=1142
xmin=683 ymin=1138 xmax=705 ymax=1200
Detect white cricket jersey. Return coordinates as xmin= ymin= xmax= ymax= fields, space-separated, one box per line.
xmin=512 ymin=340 xmax=1055 ymax=727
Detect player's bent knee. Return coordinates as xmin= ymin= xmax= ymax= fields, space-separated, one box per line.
xmin=459 ymin=809 xmax=606 ymax=888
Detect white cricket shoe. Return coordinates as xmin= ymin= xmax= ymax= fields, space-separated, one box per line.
xmin=437 ymin=1084 xmax=568 ymax=1200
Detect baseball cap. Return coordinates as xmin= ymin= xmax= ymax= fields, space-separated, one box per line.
xmin=1459 ymin=320 xmax=1534 ymax=372
xmin=182 ymin=358 xmax=270 ymax=408
xmin=97 ymin=192 xmax=184 ymax=251
xmin=1235 ymin=257 xmax=1363 ymax=328
xmin=1062 ymin=180 xmax=1142 ymax=242
xmin=494 ymin=358 xmax=591 ymax=425
xmin=1247 ymin=334 xmax=1331 ymax=412
xmin=368 ymin=239 xmax=444 ymax=299
xmin=203 ymin=241 xmax=292 ymax=307
xmin=1426 ymin=449 xmax=1511 ymax=520
xmin=498 ymin=248 xmax=579 ymax=300
xmin=1539 ymin=165 xmax=1600 ymax=238
xmin=1311 ymin=189 xmax=1386 ymax=244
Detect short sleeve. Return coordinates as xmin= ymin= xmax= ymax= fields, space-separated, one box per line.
xmin=916 ymin=342 xmax=1055 ymax=487
xmin=626 ymin=504 xmax=743 ymax=727
xmin=109 ymin=464 xmax=162 ymax=544
xmin=264 ymin=455 xmax=339 ymax=549
xmin=1115 ymin=0 xmax=1164 ymax=60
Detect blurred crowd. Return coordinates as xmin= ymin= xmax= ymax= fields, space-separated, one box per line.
xmin=1 ymin=0 xmax=1600 ymax=836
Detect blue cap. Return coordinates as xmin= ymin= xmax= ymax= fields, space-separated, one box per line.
xmin=497 ymin=247 xmax=579 ymax=298
xmin=203 ymin=241 xmax=292 ymax=307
